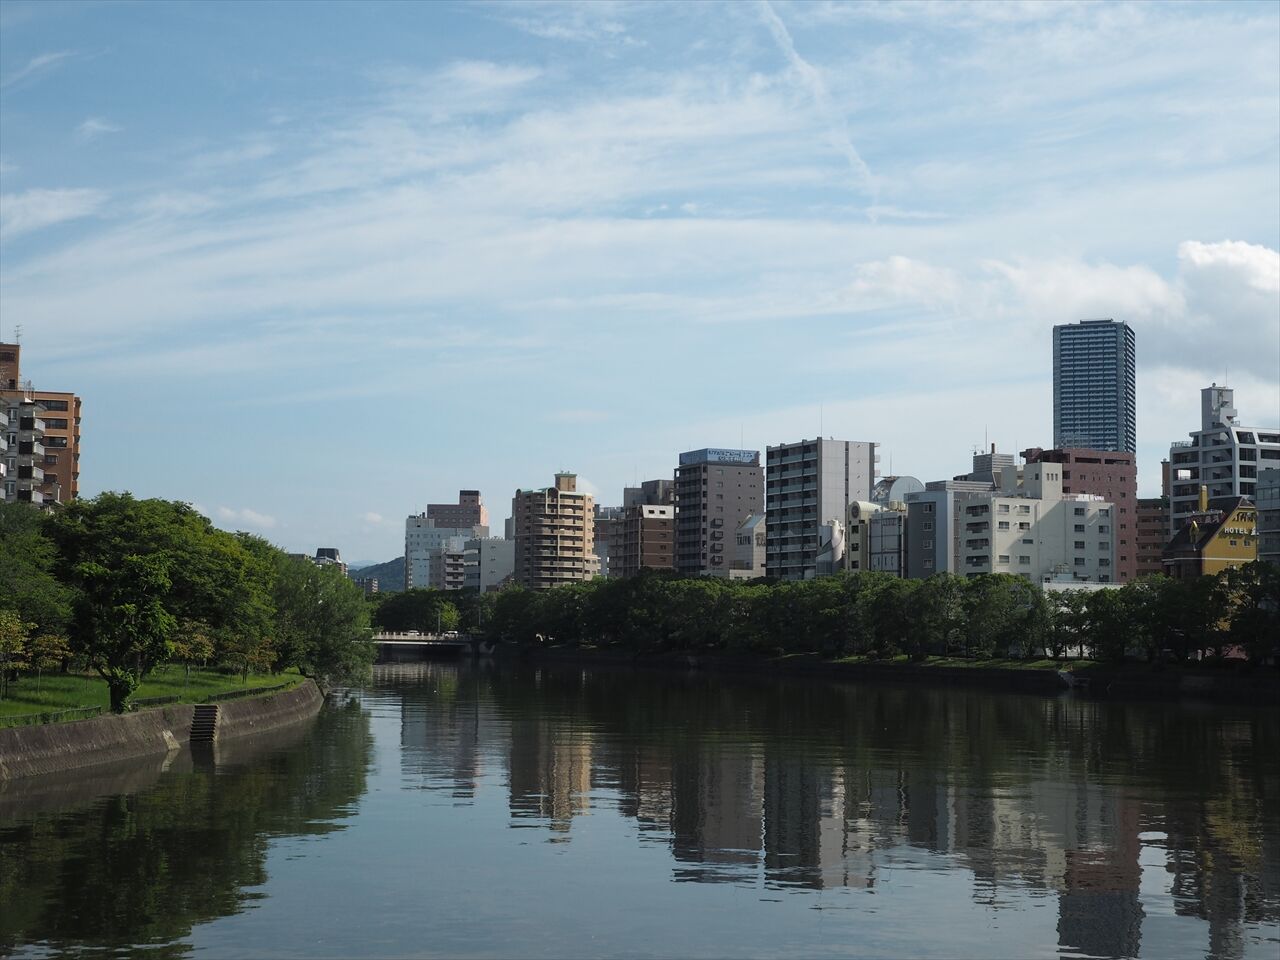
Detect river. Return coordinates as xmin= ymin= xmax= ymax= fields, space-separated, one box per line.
xmin=2 ymin=661 xmax=1278 ymax=958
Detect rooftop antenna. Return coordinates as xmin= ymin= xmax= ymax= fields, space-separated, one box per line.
xmin=819 ymin=401 xmax=824 ymax=439
xmin=13 ymin=324 xmax=21 ymax=344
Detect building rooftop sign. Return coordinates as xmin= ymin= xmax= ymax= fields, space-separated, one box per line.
xmin=679 ymin=448 xmax=760 ymax=466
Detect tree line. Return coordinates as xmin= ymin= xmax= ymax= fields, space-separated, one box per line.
xmin=0 ymin=495 xmax=374 ymax=712
xmin=469 ymin=565 xmax=1279 ymax=664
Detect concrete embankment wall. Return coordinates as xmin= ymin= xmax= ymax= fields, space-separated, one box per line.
xmin=0 ymin=680 xmax=323 ymax=782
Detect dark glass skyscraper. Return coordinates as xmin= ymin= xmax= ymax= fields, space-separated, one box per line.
xmin=1052 ymin=319 xmax=1136 ymax=453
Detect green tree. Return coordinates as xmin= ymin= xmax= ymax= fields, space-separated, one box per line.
xmin=1219 ymin=562 xmax=1280 ymax=664
xmin=25 ymin=632 xmax=71 ymax=692
xmin=0 ymin=608 xmax=32 ymax=700
xmin=371 ymin=588 xmax=460 ymax=635
xmin=47 ymin=494 xmax=273 ymax=711
xmin=0 ymin=501 xmax=74 ymax=637
xmin=71 ymin=554 xmax=178 ymax=712
xmin=269 ymin=553 xmax=374 ymax=687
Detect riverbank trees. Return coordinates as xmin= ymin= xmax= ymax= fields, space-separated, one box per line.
xmin=0 ymin=496 xmax=374 ymax=712
xmin=479 ymin=565 xmax=1279 ymax=665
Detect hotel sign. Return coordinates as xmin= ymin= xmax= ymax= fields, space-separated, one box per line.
xmin=679 ymin=448 xmax=759 ymax=466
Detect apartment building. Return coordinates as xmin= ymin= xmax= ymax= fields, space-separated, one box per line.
xmin=674 ymin=448 xmax=764 ymax=578
xmin=1255 ymin=468 xmax=1280 ymax=566
xmin=512 ymin=472 xmax=595 ymax=589
xmin=427 ymin=489 xmax=488 ymax=529
xmin=624 ymin=478 xmax=674 ymax=508
xmin=1 ymin=343 xmax=82 ymax=504
xmin=904 ymin=480 xmax=995 ymax=578
xmin=1023 ymin=447 xmax=1137 ymax=582
xmin=2 ymin=396 xmax=52 ymax=505
xmin=1168 ymin=384 xmax=1280 ymax=535
xmin=612 ymin=504 xmax=675 ymax=579
xmin=960 ymin=462 xmax=1116 ymax=585
xmin=592 ymin=505 xmax=623 ymax=578
xmin=1134 ymin=498 xmax=1170 ymax=579
xmin=463 ymin=537 xmax=516 ymax=593
xmin=730 ymin=513 xmax=766 ymax=579
xmin=765 ymin=438 xmax=877 ymax=581
xmin=405 ymin=515 xmax=489 ymax=589
xmin=1052 ymin=319 xmax=1137 ymax=453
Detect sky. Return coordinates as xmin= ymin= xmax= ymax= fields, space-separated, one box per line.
xmin=1 ymin=0 xmax=1277 ymax=565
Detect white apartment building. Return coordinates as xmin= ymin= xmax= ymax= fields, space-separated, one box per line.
xmin=464 ymin=537 xmax=517 ymax=593
xmin=729 ymin=513 xmax=766 ymax=579
xmin=405 ymin=514 xmax=489 ymax=590
xmin=0 ymin=406 xmax=8 ymax=492
xmin=1168 ymin=384 xmax=1280 ymax=535
xmin=766 ymin=438 xmax=877 ymax=580
xmin=961 ymin=462 xmax=1116 ymax=585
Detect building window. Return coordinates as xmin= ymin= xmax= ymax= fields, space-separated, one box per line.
xmin=1022 ymin=538 xmax=1033 ymax=544
xmin=1019 ymin=556 xmax=1030 ymax=564
xmin=923 ymin=539 xmax=933 ymax=549
xmin=923 ymin=558 xmax=934 ymax=569
xmin=1074 ymin=507 xmax=1086 ymax=515
xmin=1074 ymin=524 xmax=1085 ymax=532
xmin=1018 ymin=522 xmax=1030 ymax=530
xmin=1074 ymin=541 xmax=1086 ymax=549
xmin=1018 ymin=505 xmax=1031 ymax=514
xmin=998 ymin=555 xmax=1010 ymax=564
xmin=924 ymin=503 xmax=934 ymax=514
xmin=1099 ymin=525 xmax=1110 ymax=533
xmin=1074 ymin=558 xmax=1086 ymax=566
xmin=998 ymin=504 xmax=1010 ymax=514
xmin=923 ymin=521 xmax=934 ymax=531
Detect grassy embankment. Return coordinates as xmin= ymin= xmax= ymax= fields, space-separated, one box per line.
xmin=827 ymin=654 xmax=1095 ymax=670
xmin=0 ymin=666 xmax=304 ymax=721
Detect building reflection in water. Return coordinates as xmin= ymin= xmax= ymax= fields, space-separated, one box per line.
xmin=390 ymin=663 xmax=1278 ymax=959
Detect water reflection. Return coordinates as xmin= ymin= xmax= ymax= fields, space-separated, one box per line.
xmin=2 ymin=663 xmax=1277 ymax=959
xmin=385 ymin=662 xmax=1279 ymax=960
xmin=0 ymin=699 xmax=373 ymax=958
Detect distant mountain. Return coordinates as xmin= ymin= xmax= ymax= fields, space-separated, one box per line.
xmin=348 ymin=556 xmax=404 ymax=592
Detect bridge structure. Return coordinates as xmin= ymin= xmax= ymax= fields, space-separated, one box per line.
xmin=371 ymin=631 xmax=485 ymax=661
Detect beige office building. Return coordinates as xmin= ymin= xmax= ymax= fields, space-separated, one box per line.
xmin=512 ymin=473 xmax=596 ymax=589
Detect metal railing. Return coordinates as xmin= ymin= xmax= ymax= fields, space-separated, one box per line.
xmin=0 ymin=705 xmax=103 ymax=729
xmin=204 ymin=680 xmax=296 ymax=703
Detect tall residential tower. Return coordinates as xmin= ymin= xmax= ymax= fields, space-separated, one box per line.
xmin=1052 ymin=319 xmax=1136 ymax=454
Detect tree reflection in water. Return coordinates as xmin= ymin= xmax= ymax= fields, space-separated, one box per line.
xmin=0 ymin=698 xmax=372 ymax=957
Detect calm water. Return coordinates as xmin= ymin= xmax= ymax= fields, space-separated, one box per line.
xmin=2 ymin=662 xmax=1278 ymax=959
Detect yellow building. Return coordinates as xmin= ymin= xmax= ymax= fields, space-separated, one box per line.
xmin=1162 ymin=490 xmax=1257 ymax=579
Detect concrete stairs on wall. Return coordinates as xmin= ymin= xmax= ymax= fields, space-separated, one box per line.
xmin=189 ymin=704 xmax=220 ymax=743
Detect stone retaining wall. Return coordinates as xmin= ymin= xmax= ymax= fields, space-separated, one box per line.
xmin=0 ymin=680 xmax=323 ymax=781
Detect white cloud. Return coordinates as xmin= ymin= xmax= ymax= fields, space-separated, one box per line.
xmin=362 ymin=511 xmax=384 ymax=524
xmin=215 ymin=506 xmax=277 ymax=529
xmin=1 ymin=50 xmax=74 ymax=89
xmin=75 ymin=117 xmax=123 ymax=142
xmin=0 ymin=187 xmax=106 ymax=239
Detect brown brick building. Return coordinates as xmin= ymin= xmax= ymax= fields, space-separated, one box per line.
xmin=612 ymin=504 xmax=675 ymax=579
xmin=1134 ymin=497 xmax=1170 ymax=579
xmin=1 ymin=342 xmax=82 ymax=505
xmin=1022 ymin=447 xmax=1137 ymax=582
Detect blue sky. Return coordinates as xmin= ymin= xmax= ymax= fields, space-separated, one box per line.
xmin=2 ymin=0 xmax=1277 ymax=564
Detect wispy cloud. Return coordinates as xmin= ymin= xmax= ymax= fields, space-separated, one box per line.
xmin=1 ymin=49 xmax=74 ymax=89
xmin=758 ymin=1 xmax=876 ymax=206
xmin=491 ymin=0 xmax=636 ymax=44
xmin=362 ymin=511 xmax=384 ymax=525
xmin=75 ymin=117 xmax=123 ymax=142
xmin=0 ymin=187 xmax=106 ymax=239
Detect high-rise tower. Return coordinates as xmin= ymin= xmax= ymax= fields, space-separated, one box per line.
xmin=1052 ymin=319 xmax=1136 ymax=454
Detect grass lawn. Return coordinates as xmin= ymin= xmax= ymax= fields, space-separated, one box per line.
xmin=0 ymin=666 xmax=303 ymax=721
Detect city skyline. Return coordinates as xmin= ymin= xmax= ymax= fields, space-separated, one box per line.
xmin=2 ymin=1 xmax=1278 ymax=562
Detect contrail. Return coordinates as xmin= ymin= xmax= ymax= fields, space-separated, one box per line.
xmin=758 ymin=0 xmax=877 ymax=211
